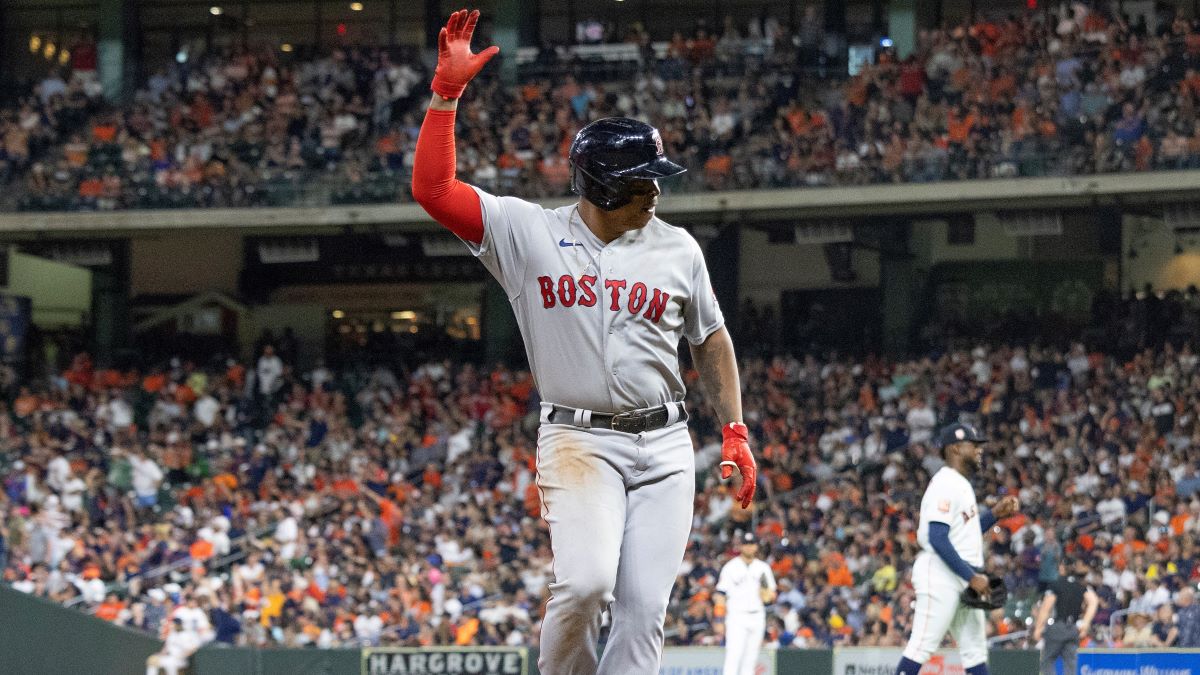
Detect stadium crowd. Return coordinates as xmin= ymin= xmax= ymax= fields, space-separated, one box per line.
xmin=2 ymin=312 xmax=1200 ymax=652
xmin=7 ymin=4 xmax=1200 ymax=211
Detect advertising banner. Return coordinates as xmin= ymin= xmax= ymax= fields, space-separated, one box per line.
xmin=833 ymin=647 xmax=966 ymax=675
xmin=1059 ymin=649 xmax=1200 ymax=675
xmin=658 ymin=646 xmax=775 ymax=675
xmin=362 ymin=647 xmax=528 ymax=675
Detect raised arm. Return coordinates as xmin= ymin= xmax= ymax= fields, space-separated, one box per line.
xmin=411 ymin=9 xmax=499 ymax=245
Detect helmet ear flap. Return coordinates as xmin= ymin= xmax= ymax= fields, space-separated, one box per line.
xmin=571 ymin=162 xmax=632 ymax=211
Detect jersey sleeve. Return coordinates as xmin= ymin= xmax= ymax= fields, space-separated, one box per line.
xmin=682 ymin=240 xmax=725 ymax=345
xmin=467 ymin=187 xmax=542 ymax=300
xmin=919 ymin=475 xmax=958 ymax=527
xmin=715 ymin=562 xmax=733 ymax=595
xmin=761 ymin=563 xmax=777 ymax=592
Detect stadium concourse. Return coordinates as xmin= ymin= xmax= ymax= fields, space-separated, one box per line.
xmin=3 ymin=296 xmax=1200 ymax=651
xmin=6 ymin=6 xmax=1200 ymax=210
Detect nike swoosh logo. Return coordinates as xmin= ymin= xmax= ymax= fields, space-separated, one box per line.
xmin=559 ymin=239 xmax=580 ymax=248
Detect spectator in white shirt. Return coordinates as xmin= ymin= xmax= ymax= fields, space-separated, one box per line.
xmin=127 ymin=449 xmax=164 ymax=509
xmin=256 ymin=345 xmax=284 ymax=398
xmin=194 ymin=393 xmax=220 ymax=428
xmin=60 ymin=471 xmax=87 ymax=513
xmin=274 ymin=506 xmax=300 ymax=561
xmin=906 ymin=396 xmax=937 ymax=446
xmin=107 ymin=392 xmax=134 ymax=430
xmin=46 ymin=454 xmax=71 ymax=493
xmin=1097 ymin=486 xmax=1127 ymax=527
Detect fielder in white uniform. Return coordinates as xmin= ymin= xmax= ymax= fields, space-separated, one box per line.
xmin=895 ymin=423 xmax=1019 ymax=675
xmin=146 ymin=618 xmax=201 ymax=675
xmin=716 ymin=532 xmax=776 ymax=675
xmin=411 ymin=11 xmax=758 ymax=675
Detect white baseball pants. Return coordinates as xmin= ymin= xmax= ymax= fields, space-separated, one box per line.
xmin=146 ymin=654 xmax=187 ymax=675
xmin=723 ymin=611 xmax=766 ymax=675
xmin=902 ymin=552 xmax=988 ymax=668
xmin=535 ymin=420 xmax=695 ymax=675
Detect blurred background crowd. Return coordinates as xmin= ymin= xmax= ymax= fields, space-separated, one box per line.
xmin=5 ymin=4 xmax=1200 ymax=211
xmin=2 ymin=305 xmax=1200 ymax=651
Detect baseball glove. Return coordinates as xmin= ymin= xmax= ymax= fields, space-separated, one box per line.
xmin=960 ymin=576 xmax=1008 ymax=610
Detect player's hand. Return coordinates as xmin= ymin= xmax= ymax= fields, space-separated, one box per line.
xmin=969 ymin=574 xmax=990 ymax=596
xmin=720 ymin=422 xmax=757 ymax=509
xmin=991 ymin=495 xmax=1020 ymax=519
xmin=431 ymin=9 xmax=500 ymax=99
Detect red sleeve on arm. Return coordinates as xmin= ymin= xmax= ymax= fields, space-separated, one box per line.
xmin=411 ymin=108 xmax=484 ymax=245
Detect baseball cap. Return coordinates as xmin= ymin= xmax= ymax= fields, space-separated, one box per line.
xmin=933 ymin=422 xmax=986 ymax=449
xmin=742 ymin=532 xmax=756 ymax=544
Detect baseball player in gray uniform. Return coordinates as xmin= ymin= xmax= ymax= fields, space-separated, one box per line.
xmin=410 ymin=10 xmax=758 ymax=675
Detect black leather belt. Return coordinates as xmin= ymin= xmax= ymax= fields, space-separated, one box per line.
xmin=547 ymin=404 xmax=687 ymax=434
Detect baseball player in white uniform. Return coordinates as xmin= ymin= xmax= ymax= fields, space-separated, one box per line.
xmin=895 ymin=423 xmax=1019 ymax=675
xmin=411 ymin=11 xmax=758 ymax=675
xmin=716 ymin=532 xmax=776 ymax=675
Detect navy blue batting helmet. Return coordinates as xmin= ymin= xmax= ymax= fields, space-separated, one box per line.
xmin=569 ymin=117 xmax=685 ymax=211
xmin=933 ymin=422 xmax=987 ymax=449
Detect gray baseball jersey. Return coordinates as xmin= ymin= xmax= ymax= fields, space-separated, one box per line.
xmin=466 ymin=186 xmax=724 ymax=412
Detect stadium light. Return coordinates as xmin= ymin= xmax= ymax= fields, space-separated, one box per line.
xmin=30 ymin=35 xmax=41 ymax=53
xmin=43 ymin=42 xmax=56 ymax=59
xmin=391 ymin=311 xmax=416 ymax=321
xmin=332 ymin=310 xmax=346 ymax=319
xmin=350 ymin=2 xmax=364 ymax=10
xmin=59 ymin=49 xmax=70 ymax=65
xmin=281 ymin=43 xmax=294 ymax=52
xmin=210 ymin=6 xmax=222 ymax=15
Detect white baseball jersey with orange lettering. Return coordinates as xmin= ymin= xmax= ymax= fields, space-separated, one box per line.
xmin=904 ymin=466 xmax=989 ymax=668
xmin=916 ymin=466 xmax=983 ymax=568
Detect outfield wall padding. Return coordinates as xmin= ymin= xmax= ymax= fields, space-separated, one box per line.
xmin=0 ymin=588 xmax=1045 ymax=675
xmin=0 ymin=584 xmax=162 ymax=675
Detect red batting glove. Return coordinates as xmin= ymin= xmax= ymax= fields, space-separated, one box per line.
xmin=720 ymin=422 xmax=757 ymax=509
xmin=431 ymin=9 xmax=500 ymax=100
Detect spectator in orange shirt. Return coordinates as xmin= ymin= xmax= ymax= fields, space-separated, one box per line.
xmin=825 ymin=551 xmax=854 ymax=587
xmin=95 ymin=592 xmax=126 ymax=622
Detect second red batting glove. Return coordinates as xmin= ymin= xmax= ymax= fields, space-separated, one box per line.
xmin=720 ymin=422 xmax=757 ymax=509
xmin=431 ymin=9 xmax=500 ymax=100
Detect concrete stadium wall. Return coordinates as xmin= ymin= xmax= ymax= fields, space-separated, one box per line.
xmin=1123 ymin=213 xmax=1200 ymax=292
xmin=131 ymin=231 xmax=244 ymax=297
xmin=739 ymin=228 xmax=881 ymax=308
xmin=3 ymin=250 xmax=93 ymax=328
xmin=912 ymin=214 xmax=1023 ymax=266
